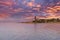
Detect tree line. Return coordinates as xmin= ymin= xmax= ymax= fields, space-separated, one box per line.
xmin=33 ymin=18 xmax=60 ymax=23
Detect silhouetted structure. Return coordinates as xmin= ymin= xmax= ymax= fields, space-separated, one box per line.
xmin=33 ymin=18 xmax=60 ymax=23
xmin=34 ymin=16 xmax=37 ymax=22
xmin=33 ymin=16 xmax=38 ymax=23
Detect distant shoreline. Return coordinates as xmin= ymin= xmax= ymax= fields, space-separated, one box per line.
xmin=20 ymin=22 xmax=60 ymax=23
xmin=20 ymin=18 xmax=60 ymax=23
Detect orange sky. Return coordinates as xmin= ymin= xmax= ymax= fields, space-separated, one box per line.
xmin=0 ymin=0 xmax=60 ymax=20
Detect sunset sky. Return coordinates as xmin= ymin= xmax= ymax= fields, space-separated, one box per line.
xmin=0 ymin=0 xmax=60 ymax=21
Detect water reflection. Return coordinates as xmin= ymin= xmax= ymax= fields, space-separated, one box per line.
xmin=34 ymin=23 xmax=37 ymax=33
xmin=0 ymin=23 xmax=60 ymax=40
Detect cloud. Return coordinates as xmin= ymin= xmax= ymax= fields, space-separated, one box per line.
xmin=0 ymin=0 xmax=60 ymax=21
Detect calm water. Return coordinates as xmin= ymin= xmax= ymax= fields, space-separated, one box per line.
xmin=0 ymin=23 xmax=60 ymax=40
